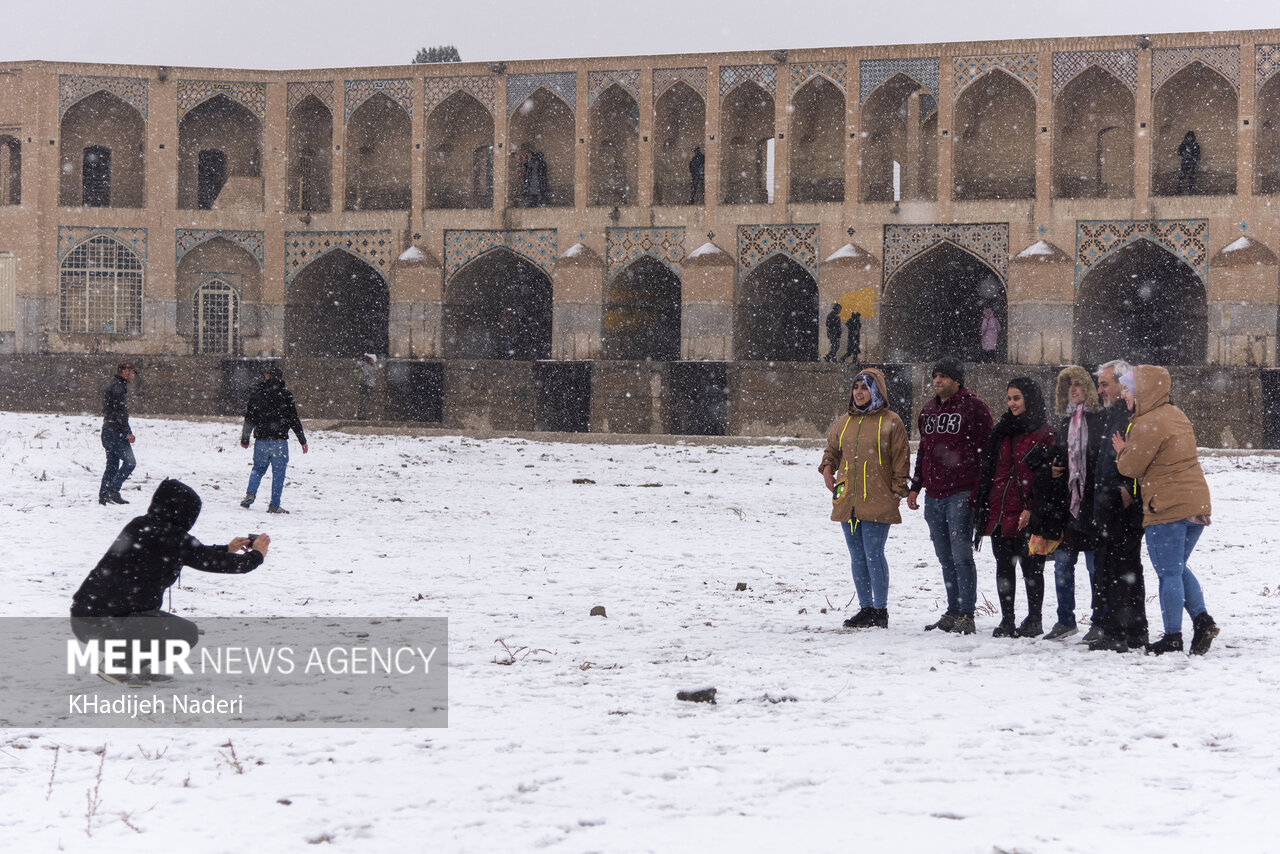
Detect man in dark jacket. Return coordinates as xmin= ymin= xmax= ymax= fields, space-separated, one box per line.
xmin=239 ymin=366 xmax=308 ymax=514
xmin=843 ymin=311 xmax=862 ymax=363
xmin=71 ymin=478 xmax=270 ymax=683
xmin=1087 ymin=359 xmax=1149 ymax=651
xmin=1176 ymin=131 xmax=1200 ymax=195
xmin=99 ymin=361 xmax=137 ymax=505
xmin=688 ymin=146 xmax=705 ymax=204
xmin=824 ymin=303 xmax=843 ymax=362
xmin=908 ymin=356 xmax=993 ymax=634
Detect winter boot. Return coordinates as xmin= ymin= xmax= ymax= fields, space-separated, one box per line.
xmin=924 ymin=612 xmax=958 ymax=632
xmin=1043 ymin=622 xmax=1078 ymax=641
xmin=1190 ymin=613 xmax=1220 ymax=656
xmin=872 ymin=608 xmax=889 ymax=629
xmin=109 ymin=491 xmax=129 ymax=504
xmin=992 ymin=615 xmax=1017 ymax=638
xmin=240 ymin=493 xmax=255 ymax=509
xmin=1087 ymin=634 xmax=1130 ymax=653
xmin=267 ymin=505 xmax=290 ymax=515
xmin=1081 ymin=624 xmax=1105 ymax=644
xmin=946 ymin=614 xmax=977 ymax=635
xmin=1015 ymin=616 xmax=1043 ymax=638
xmin=1145 ymin=633 xmax=1184 ymax=655
xmin=843 ymin=606 xmax=877 ymax=628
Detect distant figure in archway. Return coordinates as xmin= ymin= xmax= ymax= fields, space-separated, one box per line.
xmin=824 ymin=303 xmax=842 ymax=362
xmin=1177 ymin=131 xmax=1200 ymax=195
xmin=842 ymin=311 xmax=862 ymax=363
xmin=980 ymin=307 xmax=1001 ymax=361
xmin=688 ymin=146 xmax=705 ymax=204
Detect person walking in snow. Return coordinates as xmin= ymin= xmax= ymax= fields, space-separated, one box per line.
xmin=824 ymin=303 xmax=843 ymax=362
xmin=99 ymin=361 xmax=137 ymax=505
xmin=1113 ymin=365 xmax=1220 ymax=655
xmin=909 ymin=357 xmax=993 ymax=635
xmin=842 ymin=311 xmax=862 ymax=363
xmin=819 ymin=369 xmax=910 ymax=629
xmin=972 ymin=377 xmax=1056 ymax=639
xmin=239 ymin=366 xmax=308 ymax=514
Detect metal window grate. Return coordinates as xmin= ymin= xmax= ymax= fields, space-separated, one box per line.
xmin=58 ymin=235 xmax=143 ymax=334
xmin=195 ymin=278 xmax=238 ymax=354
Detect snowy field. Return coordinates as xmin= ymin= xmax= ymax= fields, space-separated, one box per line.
xmin=1 ymin=411 xmax=1278 ymax=853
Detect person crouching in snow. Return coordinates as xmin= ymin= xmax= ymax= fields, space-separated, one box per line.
xmin=819 ymin=369 xmax=910 ymax=629
xmin=70 ymin=478 xmax=270 ymax=684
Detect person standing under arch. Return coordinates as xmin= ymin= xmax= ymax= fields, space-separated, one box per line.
xmin=688 ymin=146 xmax=705 ymax=204
xmin=1176 ymin=131 xmax=1200 ymax=195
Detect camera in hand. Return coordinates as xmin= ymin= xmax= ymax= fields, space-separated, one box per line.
xmin=247 ymin=533 xmax=259 ymax=548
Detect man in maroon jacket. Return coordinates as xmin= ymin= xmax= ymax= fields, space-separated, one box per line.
xmin=907 ymin=357 xmax=993 ymax=634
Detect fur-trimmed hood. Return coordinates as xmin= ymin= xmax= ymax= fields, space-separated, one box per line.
xmin=1054 ymin=365 xmax=1101 ymax=416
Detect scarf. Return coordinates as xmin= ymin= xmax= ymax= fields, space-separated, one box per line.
xmin=1067 ymin=402 xmax=1087 ymax=519
xmin=850 ymin=374 xmax=885 ymax=414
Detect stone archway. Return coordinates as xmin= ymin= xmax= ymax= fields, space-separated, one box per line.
xmin=603 ymin=256 xmax=681 ymax=361
xmin=1075 ymin=238 xmax=1207 ymax=365
xmin=443 ymin=248 xmax=552 ymax=360
xmin=1255 ymin=73 xmax=1280 ymax=194
xmin=735 ymin=254 xmax=818 ymax=361
xmin=788 ymin=76 xmax=845 ymax=203
xmin=881 ymin=242 xmax=1007 ymax=362
xmin=285 ymin=250 xmax=389 ymax=357
xmin=508 ymin=89 xmax=575 ymax=208
xmin=653 ymin=81 xmax=705 ymax=205
xmin=426 ymin=91 xmax=494 ymax=209
xmin=59 ymin=90 xmax=146 ymax=208
xmin=1152 ymin=63 xmax=1237 ymax=196
xmin=588 ymin=84 xmax=639 ymax=206
xmin=1053 ymin=65 xmax=1135 ymax=198
xmin=953 ymin=70 xmax=1035 ymax=200
xmin=720 ymin=81 xmax=774 ymax=204
xmin=178 ymin=94 xmax=262 ymax=210
xmin=287 ymin=94 xmax=333 ymax=212
xmin=345 ymin=93 xmax=412 ymax=211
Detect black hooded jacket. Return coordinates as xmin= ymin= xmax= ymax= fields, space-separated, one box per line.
xmin=71 ymin=479 xmax=263 ymax=618
xmin=102 ymin=374 xmax=131 ymax=434
xmin=241 ymin=378 xmax=307 ymax=444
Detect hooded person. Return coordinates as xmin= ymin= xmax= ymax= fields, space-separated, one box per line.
xmin=973 ymin=377 xmax=1056 ymax=639
xmin=70 ymin=478 xmax=270 ymax=683
xmin=1113 ymin=365 xmax=1219 ymax=655
xmin=819 ymin=368 xmax=911 ymax=629
xmin=240 ymin=366 xmax=308 ymax=513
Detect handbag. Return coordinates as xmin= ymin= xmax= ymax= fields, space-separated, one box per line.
xmin=1027 ymin=534 xmax=1061 ymax=556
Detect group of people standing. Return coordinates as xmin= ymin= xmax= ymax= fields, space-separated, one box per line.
xmin=819 ymin=356 xmax=1221 ymax=656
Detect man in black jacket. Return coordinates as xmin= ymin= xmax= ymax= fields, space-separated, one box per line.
xmin=99 ymin=361 xmax=137 ymax=505
xmin=71 ymin=478 xmax=270 ymax=683
xmin=239 ymin=366 xmax=308 ymax=514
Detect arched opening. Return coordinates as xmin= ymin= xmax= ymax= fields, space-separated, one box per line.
xmin=603 ymin=256 xmax=682 ymax=360
xmin=178 ymin=94 xmax=262 ymax=210
xmin=1255 ymin=74 xmax=1280 ymax=193
xmin=0 ymin=136 xmax=19 ymax=205
xmin=1053 ymin=66 xmax=1135 ymax=198
xmin=193 ymin=277 xmax=240 ymax=355
xmin=426 ymin=91 xmax=494 ymax=209
xmin=287 ymin=94 xmax=333 ymax=212
xmin=589 ymin=85 xmax=640 ymax=206
xmin=720 ymin=81 xmax=774 ymax=204
xmin=176 ymin=236 xmax=263 ymax=350
xmin=881 ymin=242 xmax=1007 ymax=362
xmin=1074 ymin=238 xmax=1207 ymax=365
xmin=58 ymin=234 xmax=144 ymax=335
xmin=953 ymin=71 xmax=1036 ymax=200
xmin=345 ymin=93 xmax=412 ymax=210
xmin=508 ymin=88 xmax=575 ymax=208
xmin=1152 ymin=63 xmax=1237 ymax=196
xmin=653 ymin=82 xmax=706 ymax=205
xmin=735 ymin=254 xmax=818 ymax=361
xmin=860 ymin=75 xmax=936 ymax=202
xmin=443 ymin=248 xmax=553 ymax=360
xmin=285 ymin=250 xmax=389 ymax=357
xmin=789 ymin=76 xmax=845 ymax=203
xmin=58 ymin=90 xmax=145 ymax=208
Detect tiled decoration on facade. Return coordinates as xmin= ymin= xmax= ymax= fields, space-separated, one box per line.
xmin=423 ymin=75 xmax=497 ymax=117
xmin=1075 ymin=220 xmax=1209 ymax=286
xmin=587 ymin=71 xmax=641 ymax=107
xmin=507 ymin=73 xmax=577 ymax=114
xmin=882 ymin=224 xmax=1010 ymax=287
xmin=719 ymin=66 xmax=777 ymax=100
xmin=605 ymin=227 xmax=685 ymax=281
xmin=737 ymin=224 xmax=820 ymax=279
xmin=1051 ymin=50 xmax=1138 ymax=98
xmin=58 ymin=75 xmax=149 ymax=119
xmin=859 ymin=58 xmax=940 ymax=104
xmin=287 ymin=81 xmax=334 ymax=115
xmin=789 ymin=62 xmax=847 ymax=96
xmin=953 ymin=54 xmax=1038 ymax=98
xmin=1151 ymin=46 xmax=1241 ymax=92
xmin=175 ymin=229 xmax=266 ymax=268
xmin=444 ymin=229 xmax=558 ymax=280
xmin=284 ymin=230 xmax=394 ymax=287
xmin=1256 ymin=44 xmax=1280 ymax=91
xmin=344 ymin=79 xmax=414 ymax=122
xmin=653 ymin=67 xmax=708 ymax=100
xmin=176 ymin=80 xmax=267 ymax=121
xmin=57 ymin=226 xmax=147 ymax=263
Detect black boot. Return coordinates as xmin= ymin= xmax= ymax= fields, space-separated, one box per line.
xmin=843 ymin=606 xmax=877 ymax=628
xmin=924 ymin=612 xmax=958 ymax=632
xmin=872 ymin=608 xmax=889 ymax=629
xmin=1088 ymin=634 xmax=1130 ymax=653
xmin=1015 ymin=616 xmax=1043 ymax=638
xmin=1145 ymin=633 xmax=1183 ymax=655
xmin=109 ymin=491 xmax=129 ymax=504
xmin=1190 ymin=613 xmax=1219 ymax=656
xmin=992 ymin=615 xmax=1017 ymax=638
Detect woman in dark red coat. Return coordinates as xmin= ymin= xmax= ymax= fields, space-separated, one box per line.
xmin=973 ymin=377 xmax=1056 ymax=638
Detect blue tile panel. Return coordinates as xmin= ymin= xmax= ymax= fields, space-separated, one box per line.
xmin=284 ymin=230 xmax=394 ymax=287
xmin=1075 ymin=220 xmax=1209 ymax=287
xmin=883 ymin=223 xmax=1010 ymax=287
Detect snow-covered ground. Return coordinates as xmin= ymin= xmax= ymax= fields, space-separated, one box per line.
xmin=1 ymin=411 xmax=1277 ymax=853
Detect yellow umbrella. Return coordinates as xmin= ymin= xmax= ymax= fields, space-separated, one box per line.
xmin=839 ymin=286 xmax=876 ymax=320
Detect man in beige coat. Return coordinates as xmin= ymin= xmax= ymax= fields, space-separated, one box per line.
xmin=819 ymin=368 xmax=911 ymax=628
xmin=1113 ymin=365 xmax=1219 ymax=655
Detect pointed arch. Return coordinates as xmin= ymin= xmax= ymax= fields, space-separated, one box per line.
xmin=58 ymin=234 xmax=144 ymax=335
xmin=285 ymin=249 xmax=389 ymax=357
xmin=788 ymin=76 xmax=845 ymax=203
xmin=603 ymin=256 xmax=682 ymax=360
xmin=589 ymin=84 xmax=640 ymax=206
xmin=1053 ymin=65 xmax=1135 ymax=198
xmin=444 ymin=248 xmax=553 ymax=359
xmin=653 ymin=81 xmax=706 ymax=205
xmin=59 ymin=90 xmax=146 ymax=208
xmin=953 ymin=69 xmax=1035 ymax=200
xmin=426 ymin=90 xmax=494 ymax=209
xmin=735 ymin=254 xmax=818 ymax=361
xmin=1152 ymin=62 xmax=1237 ymax=196
xmin=720 ymin=80 xmax=775 ymax=204
xmin=345 ymin=92 xmax=411 ymax=210
xmin=175 ymin=234 xmax=263 ymax=344
xmin=861 ymin=73 xmax=936 ymax=202
xmin=178 ymin=93 xmax=263 ymax=210
xmin=1255 ymin=73 xmax=1280 ymax=193
xmin=287 ymin=94 xmax=333 ymax=212
xmin=508 ymin=88 xmax=575 ymax=208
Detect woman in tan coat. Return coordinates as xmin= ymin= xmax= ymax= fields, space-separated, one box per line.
xmin=1113 ymin=365 xmax=1219 ymax=655
xmin=819 ymin=369 xmax=910 ymax=628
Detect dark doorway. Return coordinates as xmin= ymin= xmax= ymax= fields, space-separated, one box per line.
xmin=444 ymin=248 xmax=553 ymax=360
xmin=82 ymin=146 xmax=111 ymax=207
xmin=603 ymin=257 xmax=682 ymax=361
xmin=881 ymin=242 xmax=1007 ymax=363
xmin=285 ymin=250 xmax=389 ymax=357
xmin=385 ymin=361 xmax=444 ymax=422
xmin=735 ymin=255 xmax=819 ymax=361
xmin=534 ymin=361 xmax=592 ymax=432
xmin=668 ymin=362 xmax=728 ymax=435
xmin=197 ymin=149 xmax=228 ymax=210
xmin=1075 ymin=238 xmax=1207 ymax=365
xmin=1262 ymin=370 xmax=1280 ymax=448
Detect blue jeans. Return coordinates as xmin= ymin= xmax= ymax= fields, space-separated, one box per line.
xmin=100 ymin=427 xmax=135 ymax=499
xmin=246 ymin=440 xmax=289 ymax=507
xmin=1144 ymin=520 xmax=1207 ymax=634
xmin=923 ymin=491 xmax=977 ymax=616
xmin=840 ymin=519 xmax=891 ymax=609
xmin=1052 ymin=547 xmax=1096 ymax=627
